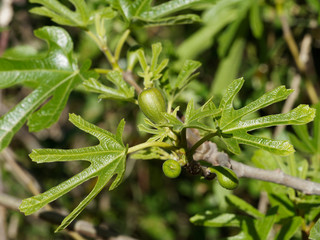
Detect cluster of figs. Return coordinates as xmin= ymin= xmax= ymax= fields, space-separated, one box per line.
xmin=138 ymin=87 xmax=239 ymax=190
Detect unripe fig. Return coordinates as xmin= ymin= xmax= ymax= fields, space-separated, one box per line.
xmin=162 ymin=159 xmax=181 ymax=178
xmin=209 ymin=166 xmax=239 ymax=190
xmin=138 ymin=87 xmax=166 ymax=123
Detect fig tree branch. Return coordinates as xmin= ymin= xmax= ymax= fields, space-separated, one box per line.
xmin=186 ymin=129 xmax=320 ymax=195
xmin=230 ymin=159 xmax=320 ymax=195
xmin=121 ymin=57 xmax=320 ymax=195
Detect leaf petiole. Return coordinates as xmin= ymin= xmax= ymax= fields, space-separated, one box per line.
xmin=128 ymin=141 xmax=174 ymax=154
xmin=94 ymin=68 xmax=112 ymax=74
xmin=85 ymin=30 xmax=121 ymax=70
xmin=114 ymin=30 xmax=131 ymax=62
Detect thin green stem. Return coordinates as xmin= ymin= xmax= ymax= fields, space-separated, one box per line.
xmin=86 ymin=30 xmax=102 ymax=48
xmin=167 ymin=100 xmax=173 ymax=113
xmin=180 ymin=128 xmax=187 ymax=149
xmin=115 ymin=30 xmax=130 ymax=62
xmin=128 ymin=141 xmax=174 ymax=154
xmin=288 ymin=154 xmax=297 ymax=177
xmin=94 ymin=68 xmax=112 ymax=74
xmin=85 ymin=30 xmax=121 ymax=71
xmin=306 ymin=79 xmax=319 ymax=104
xmin=188 ymin=131 xmax=218 ymax=155
xmin=101 ymin=46 xmax=121 ymax=71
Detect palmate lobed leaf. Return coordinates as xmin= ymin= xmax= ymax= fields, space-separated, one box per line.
xmin=218 ymin=78 xmax=316 ymax=155
xmin=19 ymin=114 xmax=127 ymax=232
xmin=0 ymin=26 xmax=97 ymax=151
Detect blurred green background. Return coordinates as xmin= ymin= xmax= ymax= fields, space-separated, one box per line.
xmin=0 ymin=0 xmax=320 ymax=239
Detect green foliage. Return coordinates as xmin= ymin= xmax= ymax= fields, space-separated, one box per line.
xmin=162 ymin=98 xmax=220 ymax=132
xmin=1 ymin=0 xmax=319 ymax=238
xmin=167 ymin=60 xmax=202 ymax=105
xmin=289 ymin=103 xmax=320 ymax=155
xmin=0 ymin=26 xmax=97 ymax=151
xmin=19 ymin=114 xmax=127 ymax=232
xmin=310 ymin=218 xmax=320 ymax=240
xmin=217 ymin=78 xmax=315 ymax=155
xmin=108 ymin=0 xmax=201 ymax=26
xmin=191 ymin=194 xmax=304 ymax=240
xmin=82 ymin=71 xmax=135 ymax=101
xmin=136 ymin=42 xmax=169 ymax=88
xmin=29 ymin=0 xmax=95 ymax=28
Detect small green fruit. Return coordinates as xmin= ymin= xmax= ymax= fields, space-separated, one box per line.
xmin=138 ymin=87 xmax=166 ymax=123
xmin=210 ymin=166 xmax=239 ymax=190
xmin=162 ymin=160 xmax=181 ymax=178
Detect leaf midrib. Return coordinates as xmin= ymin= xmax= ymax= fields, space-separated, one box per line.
xmin=0 ymin=71 xmax=78 ymax=141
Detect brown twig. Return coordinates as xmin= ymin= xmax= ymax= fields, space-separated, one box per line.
xmin=279 ymin=12 xmax=319 ymax=104
xmin=123 ymin=71 xmax=142 ymax=94
xmin=0 ymin=164 xmax=7 ymax=240
xmin=274 ymin=33 xmax=313 ymax=137
xmin=279 ymin=15 xmax=306 ymax=73
xmin=231 ymin=159 xmax=320 ymax=195
xmin=273 ymin=74 xmax=301 ymax=137
xmin=0 ymin=148 xmax=41 ymax=196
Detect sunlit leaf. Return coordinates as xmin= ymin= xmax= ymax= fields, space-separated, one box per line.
xmin=275 ymin=216 xmax=303 ymax=240
xmin=19 ymin=114 xmax=127 ymax=232
xmin=218 ymin=78 xmax=316 ymax=155
xmin=226 ymin=195 xmax=264 ymax=218
xmin=190 ymin=211 xmax=248 ymax=227
xmin=289 ymin=103 xmax=320 ymax=154
xmin=82 ymin=71 xmax=135 ymax=101
xmin=310 ymin=218 xmax=320 ymax=240
xmin=30 ymin=0 xmax=94 ymax=27
xmin=0 ymin=26 xmax=97 ymax=151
